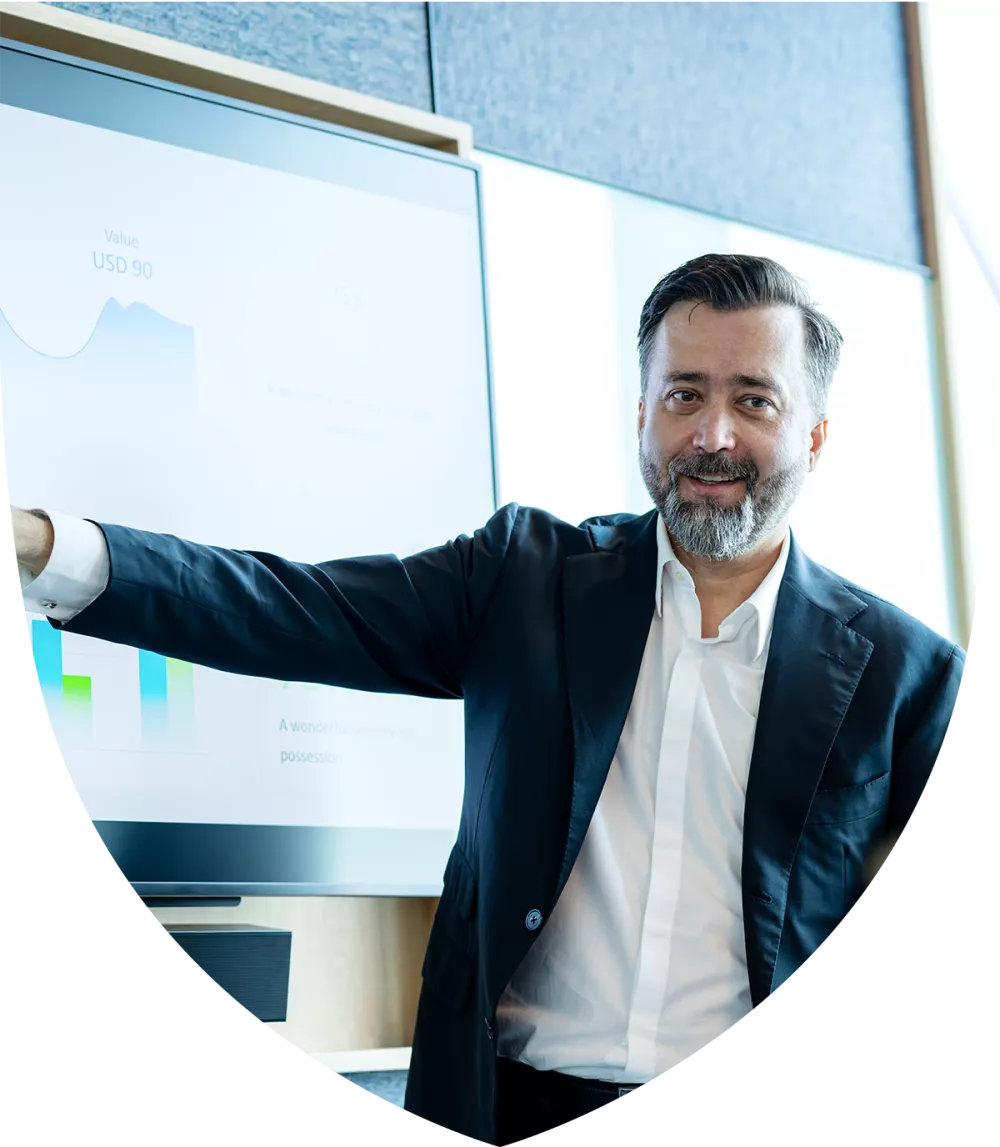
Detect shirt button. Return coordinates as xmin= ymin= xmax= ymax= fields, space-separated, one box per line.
xmin=525 ymin=908 xmax=543 ymax=931
xmin=40 ymin=600 xmax=57 ymax=610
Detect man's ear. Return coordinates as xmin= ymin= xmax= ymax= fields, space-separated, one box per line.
xmin=638 ymin=396 xmax=646 ymax=440
xmin=808 ymin=418 xmax=828 ymax=472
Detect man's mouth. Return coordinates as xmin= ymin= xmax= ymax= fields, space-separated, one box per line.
xmin=693 ymin=475 xmax=734 ymax=484
xmin=680 ymin=473 xmax=748 ymax=495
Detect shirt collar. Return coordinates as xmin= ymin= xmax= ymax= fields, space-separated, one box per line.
xmin=654 ymin=515 xmax=790 ymax=662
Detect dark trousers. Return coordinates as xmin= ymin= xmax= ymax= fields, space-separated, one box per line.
xmin=495 ymin=1056 xmax=640 ymax=1145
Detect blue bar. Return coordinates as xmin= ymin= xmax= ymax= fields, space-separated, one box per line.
xmin=138 ymin=649 xmax=168 ymax=702
xmin=31 ymin=619 xmax=62 ymax=690
xmin=139 ymin=648 xmax=169 ymax=743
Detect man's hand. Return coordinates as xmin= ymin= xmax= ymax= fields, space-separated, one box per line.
xmin=11 ymin=506 xmax=54 ymax=579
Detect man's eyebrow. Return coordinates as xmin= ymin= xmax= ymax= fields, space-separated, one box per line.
xmin=663 ymin=370 xmax=784 ymax=396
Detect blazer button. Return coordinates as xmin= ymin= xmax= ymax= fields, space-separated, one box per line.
xmin=525 ymin=909 xmax=543 ymax=931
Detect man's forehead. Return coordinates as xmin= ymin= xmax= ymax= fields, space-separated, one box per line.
xmin=655 ymin=302 xmax=807 ymax=374
xmin=660 ymin=301 xmax=805 ymax=346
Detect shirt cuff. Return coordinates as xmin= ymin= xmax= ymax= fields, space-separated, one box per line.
xmin=20 ymin=510 xmax=111 ymax=622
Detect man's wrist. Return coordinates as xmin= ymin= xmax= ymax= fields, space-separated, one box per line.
xmin=12 ymin=506 xmax=55 ymax=577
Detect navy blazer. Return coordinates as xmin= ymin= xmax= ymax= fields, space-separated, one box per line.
xmin=60 ymin=503 xmax=964 ymax=1142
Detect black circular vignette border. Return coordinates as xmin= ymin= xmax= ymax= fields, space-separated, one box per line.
xmin=40 ymin=578 xmax=986 ymax=1142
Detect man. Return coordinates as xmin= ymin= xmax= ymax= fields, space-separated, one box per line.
xmin=12 ymin=255 xmax=964 ymax=1144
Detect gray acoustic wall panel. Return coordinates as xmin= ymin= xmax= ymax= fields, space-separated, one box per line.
xmin=49 ymin=2 xmax=434 ymax=109
xmin=429 ymin=2 xmax=924 ymax=267
xmin=47 ymin=3 xmax=922 ymax=264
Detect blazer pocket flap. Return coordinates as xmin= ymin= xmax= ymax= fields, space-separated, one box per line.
xmin=808 ymin=771 xmax=890 ymax=825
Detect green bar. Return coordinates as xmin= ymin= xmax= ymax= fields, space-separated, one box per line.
xmin=166 ymin=657 xmax=195 ymax=742
xmin=165 ymin=657 xmax=193 ymax=690
xmin=62 ymin=674 xmax=92 ymax=707
xmin=61 ymin=674 xmax=93 ymax=741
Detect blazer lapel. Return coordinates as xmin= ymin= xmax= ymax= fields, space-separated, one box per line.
xmin=555 ymin=511 xmax=659 ymax=899
xmin=742 ymin=535 xmax=874 ymax=1005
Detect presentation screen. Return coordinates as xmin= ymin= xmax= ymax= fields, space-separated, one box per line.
xmin=0 ymin=42 xmax=497 ymax=894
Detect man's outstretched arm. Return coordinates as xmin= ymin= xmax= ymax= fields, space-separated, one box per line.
xmin=11 ymin=503 xmax=520 ymax=699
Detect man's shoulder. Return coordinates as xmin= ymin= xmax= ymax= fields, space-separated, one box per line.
xmin=794 ymin=547 xmax=963 ymax=669
xmin=497 ymin=502 xmax=655 ymax=555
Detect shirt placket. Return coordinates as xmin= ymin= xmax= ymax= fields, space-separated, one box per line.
xmin=621 ymin=574 xmax=704 ymax=1081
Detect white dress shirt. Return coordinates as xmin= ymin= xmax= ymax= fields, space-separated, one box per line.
xmin=20 ymin=510 xmax=789 ymax=1084
xmin=496 ymin=516 xmax=789 ymax=1083
xmin=19 ymin=510 xmax=110 ymax=620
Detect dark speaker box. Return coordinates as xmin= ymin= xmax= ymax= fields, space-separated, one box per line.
xmin=164 ymin=923 xmax=292 ymax=1022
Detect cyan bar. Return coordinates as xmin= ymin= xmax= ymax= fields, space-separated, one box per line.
xmin=31 ymin=619 xmax=62 ymax=690
xmin=138 ymin=649 xmax=168 ymax=702
xmin=139 ymin=648 xmax=169 ymax=743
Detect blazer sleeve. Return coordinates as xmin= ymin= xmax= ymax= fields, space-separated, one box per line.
xmin=56 ymin=503 xmax=521 ymax=700
xmin=887 ymin=641 xmax=965 ymax=836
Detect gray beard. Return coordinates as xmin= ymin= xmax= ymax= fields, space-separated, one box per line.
xmin=639 ymin=447 xmax=807 ymax=561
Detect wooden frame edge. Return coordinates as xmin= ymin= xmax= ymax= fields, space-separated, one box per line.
xmin=903 ymin=2 xmax=973 ymax=648
xmin=0 ymin=1 xmax=473 ymax=157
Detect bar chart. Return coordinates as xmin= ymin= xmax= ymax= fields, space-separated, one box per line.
xmin=138 ymin=648 xmax=196 ymax=745
xmin=32 ymin=620 xmax=93 ymax=741
xmin=31 ymin=620 xmax=196 ymax=748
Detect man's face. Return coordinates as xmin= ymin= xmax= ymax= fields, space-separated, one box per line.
xmin=638 ymin=302 xmax=827 ymax=561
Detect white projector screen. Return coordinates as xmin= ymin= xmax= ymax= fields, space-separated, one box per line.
xmin=0 ymin=43 xmax=496 ymax=893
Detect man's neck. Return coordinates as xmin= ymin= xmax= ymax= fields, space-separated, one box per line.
xmin=667 ymin=522 xmax=788 ymax=639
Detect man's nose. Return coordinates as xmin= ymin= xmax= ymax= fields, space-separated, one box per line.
xmin=691 ymin=407 xmax=737 ymax=454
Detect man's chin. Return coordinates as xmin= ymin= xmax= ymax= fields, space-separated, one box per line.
xmin=663 ymin=505 xmax=754 ymax=557
xmin=668 ymin=500 xmax=746 ymax=526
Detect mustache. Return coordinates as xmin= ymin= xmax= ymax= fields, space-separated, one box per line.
xmin=667 ymin=452 xmax=759 ymax=487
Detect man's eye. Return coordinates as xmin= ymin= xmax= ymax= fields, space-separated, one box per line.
xmin=670 ymin=390 xmax=698 ymax=403
xmin=741 ymin=395 xmax=772 ymax=409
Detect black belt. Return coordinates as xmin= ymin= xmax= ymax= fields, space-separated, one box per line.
xmin=497 ymin=1054 xmax=643 ymax=1108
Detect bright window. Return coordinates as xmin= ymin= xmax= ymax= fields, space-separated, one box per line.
xmin=923 ymin=2 xmax=1000 ymax=623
